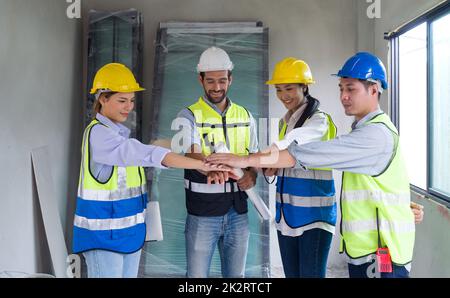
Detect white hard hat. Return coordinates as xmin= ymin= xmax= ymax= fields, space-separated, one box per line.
xmin=196 ymin=47 xmax=234 ymax=73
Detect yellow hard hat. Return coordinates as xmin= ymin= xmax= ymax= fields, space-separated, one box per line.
xmin=266 ymin=57 xmax=315 ymax=85
xmin=90 ymin=63 xmax=145 ymax=94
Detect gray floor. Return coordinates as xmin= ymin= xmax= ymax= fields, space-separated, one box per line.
xmin=271 ymin=265 xmax=349 ymax=278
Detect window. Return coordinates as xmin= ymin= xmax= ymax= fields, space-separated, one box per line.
xmin=430 ymin=12 xmax=450 ymax=198
xmin=398 ymin=23 xmax=427 ymax=190
xmin=389 ymin=2 xmax=450 ymax=203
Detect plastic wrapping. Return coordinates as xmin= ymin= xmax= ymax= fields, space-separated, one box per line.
xmin=85 ymin=9 xmax=144 ymax=139
xmin=141 ymin=22 xmax=271 ymax=277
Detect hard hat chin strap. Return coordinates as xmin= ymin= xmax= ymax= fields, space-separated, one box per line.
xmin=95 ymin=89 xmax=112 ymax=100
xmin=367 ymin=79 xmax=383 ymax=94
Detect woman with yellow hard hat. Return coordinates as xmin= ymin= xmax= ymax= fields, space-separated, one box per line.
xmin=72 ymin=63 xmax=228 ymax=278
xmin=204 ymin=57 xmax=332 ymax=278
xmin=260 ymin=58 xmax=338 ymax=278
xmin=207 ymin=58 xmax=337 ymax=277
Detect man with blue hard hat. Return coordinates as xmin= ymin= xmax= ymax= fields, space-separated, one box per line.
xmin=287 ymin=52 xmax=424 ymax=277
xmin=206 ymin=52 xmax=424 ymax=278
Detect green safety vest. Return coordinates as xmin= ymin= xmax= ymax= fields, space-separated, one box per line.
xmin=276 ymin=110 xmax=338 ymax=231
xmin=73 ymin=118 xmax=147 ymax=253
xmin=184 ymin=97 xmax=251 ymax=216
xmin=189 ymin=97 xmax=251 ymax=156
xmin=340 ymin=113 xmax=415 ymax=265
xmin=279 ymin=111 xmax=337 ymax=171
xmin=279 ymin=111 xmax=336 ymax=142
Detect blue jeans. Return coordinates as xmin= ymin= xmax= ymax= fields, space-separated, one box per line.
xmin=277 ymin=229 xmax=333 ymax=278
xmin=185 ymin=207 xmax=249 ymax=278
xmin=83 ymin=249 xmax=141 ymax=278
xmin=348 ymin=260 xmax=410 ymax=278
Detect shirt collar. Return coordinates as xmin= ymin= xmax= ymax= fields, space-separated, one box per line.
xmin=283 ymin=98 xmax=309 ymax=124
xmin=200 ymin=96 xmax=232 ymax=116
xmin=352 ymin=108 xmax=384 ymax=130
xmin=95 ymin=113 xmax=131 ymax=136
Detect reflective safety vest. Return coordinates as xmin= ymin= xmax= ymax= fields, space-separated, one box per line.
xmin=276 ymin=111 xmax=337 ymax=236
xmin=72 ymin=119 xmax=147 ymax=254
xmin=184 ymin=97 xmax=251 ymax=216
xmin=340 ymin=113 xmax=415 ymax=265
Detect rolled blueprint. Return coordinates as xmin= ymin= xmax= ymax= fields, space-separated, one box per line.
xmin=214 ymin=143 xmax=272 ymax=221
xmin=145 ymin=201 xmax=164 ymax=241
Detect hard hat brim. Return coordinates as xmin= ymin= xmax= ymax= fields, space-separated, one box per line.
xmin=90 ymin=87 xmax=146 ymax=94
xmin=332 ymin=73 xmax=388 ymax=89
xmin=266 ymin=78 xmax=315 ymax=85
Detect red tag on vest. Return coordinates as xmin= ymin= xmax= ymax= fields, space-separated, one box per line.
xmin=376 ymin=248 xmax=393 ymax=273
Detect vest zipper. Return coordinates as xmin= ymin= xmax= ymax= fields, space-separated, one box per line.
xmin=340 ymin=172 xmax=346 ymax=252
xmin=222 ymin=115 xmax=228 ymax=145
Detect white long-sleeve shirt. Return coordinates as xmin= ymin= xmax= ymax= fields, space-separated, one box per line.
xmin=287 ymin=109 xmax=395 ymax=176
xmin=89 ymin=113 xmax=170 ymax=182
xmin=273 ymin=100 xmax=330 ymax=150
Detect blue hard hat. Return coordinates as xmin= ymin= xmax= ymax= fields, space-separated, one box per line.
xmin=334 ymin=52 xmax=388 ymax=90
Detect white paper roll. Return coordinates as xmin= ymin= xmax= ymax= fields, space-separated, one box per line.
xmin=145 ymin=201 xmax=164 ymax=241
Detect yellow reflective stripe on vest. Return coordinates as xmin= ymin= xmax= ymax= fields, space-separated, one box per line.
xmin=78 ymin=184 xmax=147 ymax=201
xmin=283 ymin=167 xmax=333 ymax=180
xmin=343 ymin=190 xmax=410 ymax=205
xmin=341 ymin=113 xmax=414 ymax=264
xmin=188 ymin=97 xmax=250 ymax=156
xmin=195 ymin=122 xmax=250 ymax=128
xmin=276 ymin=192 xmax=335 ymax=207
xmin=342 ymin=219 xmax=415 ymax=234
xmin=74 ymin=211 xmax=145 ymax=231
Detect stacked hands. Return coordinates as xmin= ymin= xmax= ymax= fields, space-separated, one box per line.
xmin=205 ymin=153 xmax=249 ymax=169
xmin=202 ymin=153 xmax=256 ymax=191
xmin=204 ymin=153 xmax=425 ymax=224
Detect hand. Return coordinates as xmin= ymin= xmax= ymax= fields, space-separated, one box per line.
xmin=200 ymin=161 xmax=231 ymax=174
xmin=410 ymin=202 xmax=424 ymax=224
xmin=205 ymin=153 xmax=249 ymax=169
xmin=207 ymin=171 xmax=229 ymax=185
xmin=237 ymin=169 xmax=257 ymax=191
xmin=263 ymin=168 xmax=278 ymax=176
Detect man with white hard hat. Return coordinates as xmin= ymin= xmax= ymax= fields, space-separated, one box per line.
xmin=176 ymin=46 xmax=259 ymax=277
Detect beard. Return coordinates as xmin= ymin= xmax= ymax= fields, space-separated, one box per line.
xmin=204 ymin=89 xmax=227 ymax=104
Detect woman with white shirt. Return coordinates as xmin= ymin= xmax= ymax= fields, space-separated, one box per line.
xmin=263 ymin=57 xmax=337 ymax=278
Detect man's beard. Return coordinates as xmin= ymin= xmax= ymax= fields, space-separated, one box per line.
xmin=204 ymin=89 xmax=227 ymax=104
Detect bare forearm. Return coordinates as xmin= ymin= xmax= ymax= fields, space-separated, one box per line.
xmin=184 ymin=144 xmax=207 ymax=174
xmin=247 ymin=150 xmax=296 ymax=168
xmin=162 ymin=152 xmax=204 ymax=169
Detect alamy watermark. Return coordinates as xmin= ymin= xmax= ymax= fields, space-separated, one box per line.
xmin=366 ymin=0 xmax=381 ymax=19
xmin=66 ymin=0 xmax=81 ymax=19
xmin=66 ymin=254 xmax=81 ymax=278
xmin=365 ymin=255 xmax=382 ymax=278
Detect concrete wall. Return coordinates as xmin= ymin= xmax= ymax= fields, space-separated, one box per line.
xmin=81 ymin=0 xmax=360 ymax=275
xmin=370 ymin=0 xmax=450 ymax=277
xmin=3 ymin=0 xmax=444 ymax=278
xmin=0 ymin=0 xmax=82 ymax=274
